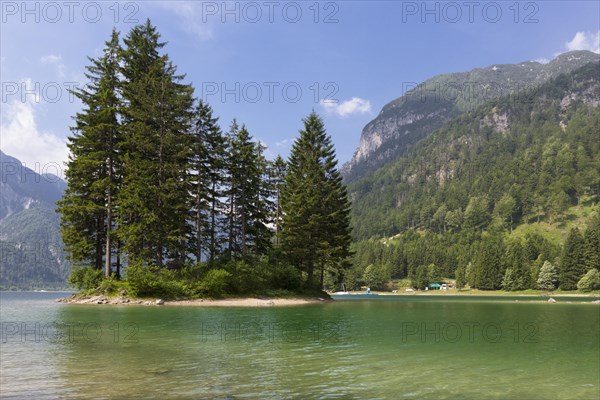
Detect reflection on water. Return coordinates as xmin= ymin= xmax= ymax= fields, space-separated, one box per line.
xmin=1 ymin=292 xmax=599 ymax=399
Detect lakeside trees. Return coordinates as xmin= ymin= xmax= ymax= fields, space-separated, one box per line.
xmin=59 ymin=22 xmax=351 ymax=296
xmin=281 ymin=113 xmax=352 ymax=287
xmin=59 ymin=22 xmax=597 ymax=297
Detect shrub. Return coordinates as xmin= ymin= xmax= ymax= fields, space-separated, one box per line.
xmin=195 ymin=269 xmax=231 ymax=298
xmin=577 ymin=269 xmax=600 ymax=292
xmin=68 ymin=266 xmax=103 ymax=290
xmin=225 ymin=260 xmax=267 ymax=294
xmin=267 ymin=263 xmax=303 ymax=291
xmin=125 ymin=264 xmax=188 ymax=299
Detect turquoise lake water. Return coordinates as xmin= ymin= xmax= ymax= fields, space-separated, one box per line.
xmin=1 ymin=291 xmax=598 ymax=399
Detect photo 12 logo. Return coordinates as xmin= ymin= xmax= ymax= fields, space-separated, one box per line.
xmin=201 ymin=81 xmax=339 ymax=104
xmin=1 ymin=1 xmax=140 ymax=24
xmin=400 ymin=321 xmax=539 ymax=343
xmin=198 ymin=1 xmax=340 ymax=24
xmin=198 ymin=321 xmax=346 ymax=343
xmin=400 ymin=1 xmax=540 ymax=24
xmin=2 ymin=81 xmax=81 ymax=104
xmin=1 ymin=321 xmax=139 ymax=344
xmin=1 ymin=160 xmax=65 ymax=183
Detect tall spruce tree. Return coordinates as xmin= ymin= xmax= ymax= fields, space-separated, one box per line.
xmin=559 ymin=227 xmax=585 ymax=290
xmin=189 ymin=100 xmax=226 ymax=263
xmin=475 ymin=234 xmax=505 ymax=290
xmin=281 ymin=112 xmax=352 ymax=286
xmin=117 ymin=20 xmax=194 ymax=267
xmin=58 ymin=29 xmax=122 ymax=278
xmin=224 ymin=124 xmax=272 ymax=259
xmin=583 ymin=212 xmax=600 ymax=272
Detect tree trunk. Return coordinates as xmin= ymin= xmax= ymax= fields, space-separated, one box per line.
xmin=105 ymin=195 xmax=112 ymax=278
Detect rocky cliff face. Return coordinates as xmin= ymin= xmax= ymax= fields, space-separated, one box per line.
xmin=343 ymin=51 xmax=600 ymax=182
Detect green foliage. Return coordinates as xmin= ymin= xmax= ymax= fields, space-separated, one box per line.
xmin=57 ymin=29 xmax=122 ymax=277
xmin=267 ymin=262 xmax=304 ymax=291
xmin=195 ymin=269 xmax=231 ymax=298
xmin=559 ymin=227 xmax=585 ymax=290
xmin=125 ymin=264 xmax=187 ymax=299
xmin=501 ymin=268 xmax=514 ymax=291
xmin=282 ymin=112 xmax=352 ymax=286
xmin=577 ymin=269 xmax=600 ymax=292
xmin=536 ymin=260 xmax=558 ymax=291
xmin=475 ymin=235 xmax=505 ymax=290
xmin=224 ymin=260 xmax=267 ymax=294
xmin=455 ymin=264 xmax=466 ymax=289
xmin=68 ymin=266 xmax=103 ymax=290
xmin=583 ymin=212 xmax=600 ymax=272
xmin=362 ymin=264 xmax=391 ymax=290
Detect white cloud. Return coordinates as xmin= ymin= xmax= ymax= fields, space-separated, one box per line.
xmin=40 ymin=54 xmax=66 ymax=79
xmin=275 ymin=139 xmax=291 ymax=147
xmin=1 ymin=98 xmax=68 ymax=179
xmin=154 ymin=1 xmax=214 ymax=40
xmin=564 ymin=31 xmax=600 ymax=53
xmin=320 ymin=97 xmax=372 ymax=118
xmin=534 ymin=58 xmax=550 ymax=64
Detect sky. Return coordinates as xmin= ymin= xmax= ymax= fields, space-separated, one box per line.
xmin=1 ymin=0 xmax=599 ymax=179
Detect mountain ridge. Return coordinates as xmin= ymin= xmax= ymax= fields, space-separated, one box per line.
xmin=342 ymin=50 xmax=600 ymax=182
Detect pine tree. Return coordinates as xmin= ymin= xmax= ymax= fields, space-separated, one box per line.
xmin=117 ymin=20 xmax=194 ymax=267
xmin=475 ymin=234 xmax=505 ymax=290
xmin=504 ymin=240 xmax=530 ymax=290
xmin=559 ymin=227 xmax=585 ymax=290
xmin=58 ymin=29 xmax=122 ymax=278
xmin=189 ymin=99 xmax=226 ymax=263
xmin=224 ymin=123 xmax=272 ymax=259
xmin=583 ymin=212 xmax=600 ymax=272
xmin=281 ymin=112 xmax=352 ymax=286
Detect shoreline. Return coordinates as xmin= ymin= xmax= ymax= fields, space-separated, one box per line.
xmin=57 ymin=294 xmax=329 ymax=307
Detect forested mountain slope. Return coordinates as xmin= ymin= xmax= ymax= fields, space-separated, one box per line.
xmin=346 ymin=62 xmax=600 ymax=291
xmin=0 ymin=151 xmax=69 ymax=289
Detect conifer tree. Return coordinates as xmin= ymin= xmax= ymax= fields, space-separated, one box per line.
xmin=117 ymin=20 xmax=194 ymax=267
xmin=282 ymin=112 xmax=352 ymax=286
xmin=58 ymin=29 xmax=122 ymax=278
xmin=583 ymin=212 xmax=600 ymax=272
xmin=224 ymin=123 xmax=272 ymax=259
xmin=475 ymin=234 xmax=505 ymax=290
xmin=559 ymin=227 xmax=585 ymax=290
xmin=189 ymin=100 xmax=226 ymax=263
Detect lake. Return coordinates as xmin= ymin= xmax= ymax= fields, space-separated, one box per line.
xmin=1 ymin=292 xmax=598 ymax=399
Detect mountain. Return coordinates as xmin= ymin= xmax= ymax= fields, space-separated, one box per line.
xmin=344 ymin=61 xmax=600 ymax=291
xmin=0 ymin=151 xmax=69 ymax=289
xmin=348 ymin=61 xmax=600 ymax=240
xmin=343 ymin=50 xmax=600 ymax=182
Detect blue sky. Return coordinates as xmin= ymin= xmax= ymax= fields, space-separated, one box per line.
xmin=1 ymin=1 xmax=599 ymax=177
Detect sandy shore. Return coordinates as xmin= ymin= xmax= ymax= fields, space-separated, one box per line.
xmin=57 ymin=295 xmax=329 ymax=307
